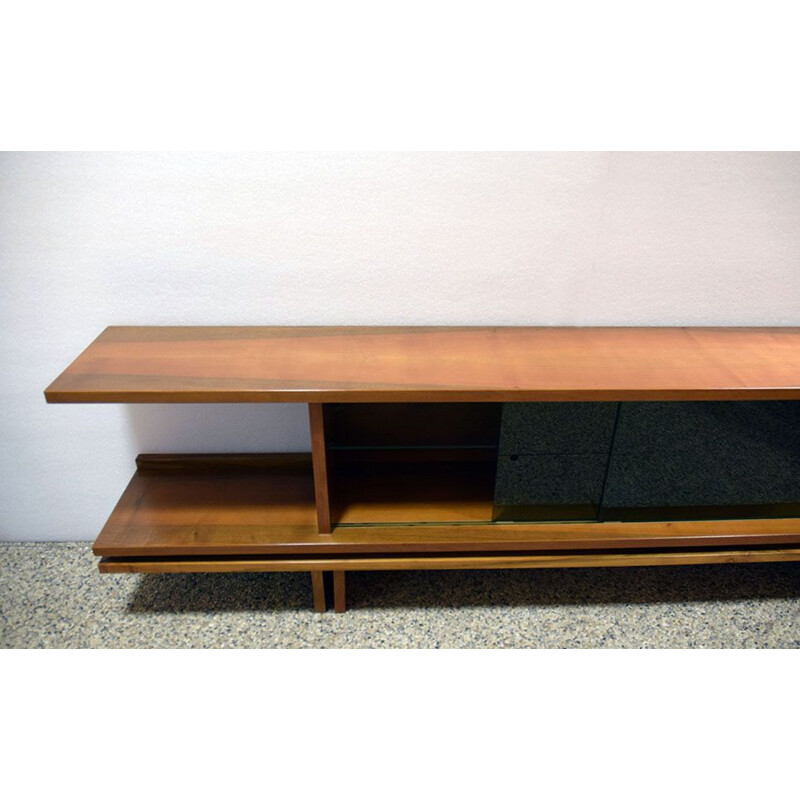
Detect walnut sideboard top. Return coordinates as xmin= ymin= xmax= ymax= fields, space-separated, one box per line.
xmin=43 ymin=326 xmax=800 ymax=403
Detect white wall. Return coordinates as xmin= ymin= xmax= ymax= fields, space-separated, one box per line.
xmin=2 ymin=151 xmax=800 ymax=541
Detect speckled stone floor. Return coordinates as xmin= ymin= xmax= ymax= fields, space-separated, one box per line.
xmin=2 ymin=542 xmax=800 ymax=648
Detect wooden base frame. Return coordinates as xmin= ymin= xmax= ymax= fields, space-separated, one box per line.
xmin=41 ymin=324 xmax=800 ymax=616
xmin=99 ymin=547 xmax=800 ymax=613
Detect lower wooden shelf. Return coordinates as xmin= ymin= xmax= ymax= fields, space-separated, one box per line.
xmin=92 ymin=453 xmax=800 ymax=611
xmin=331 ymin=455 xmax=497 ymax=524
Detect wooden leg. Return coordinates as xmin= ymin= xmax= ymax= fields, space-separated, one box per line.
xmin=311 ymin=571 xmax=327 ymax=612
xmin=333 ymin=570 xmax=347 ymax=613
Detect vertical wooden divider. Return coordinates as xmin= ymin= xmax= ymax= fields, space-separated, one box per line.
xmin=308 ymin=403 xmax=333 ymax=534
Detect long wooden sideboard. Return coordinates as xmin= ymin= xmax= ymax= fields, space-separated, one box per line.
xmin=45 ymin=326 xmax=800 ymax=611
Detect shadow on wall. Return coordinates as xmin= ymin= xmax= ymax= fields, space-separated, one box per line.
xmin=125 ymin=403 xmax=311 ymax=454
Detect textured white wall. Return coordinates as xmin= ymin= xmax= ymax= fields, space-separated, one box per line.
xmin=2 ymin=151 xmax=800 ymax=541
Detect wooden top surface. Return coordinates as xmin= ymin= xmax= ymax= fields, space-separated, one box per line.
xmin=44 ymin=326 xmax=800 ymax=403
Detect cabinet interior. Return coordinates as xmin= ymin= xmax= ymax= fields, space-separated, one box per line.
xmin=320 ymin=401 xmax=800 ymax=525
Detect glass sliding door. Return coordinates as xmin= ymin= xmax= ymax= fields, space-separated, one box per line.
xmin=492 ymin=402 xmax=617 ymax=521
xmin=600 ymin=401 xmax=800 ymax=521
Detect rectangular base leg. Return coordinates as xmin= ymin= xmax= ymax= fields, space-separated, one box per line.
xmin=311 ymin=570 xmax=327 ymax=612
xmin=333 ymin=570 xmax=346 ymax=613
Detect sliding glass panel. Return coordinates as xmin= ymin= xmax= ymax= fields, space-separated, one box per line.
xmin=493 ymin=402 xmax=618 ymax=521
xmin=600 ymin=401 xmax=800 ymax=521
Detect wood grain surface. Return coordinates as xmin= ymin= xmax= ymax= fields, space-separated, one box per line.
xmin=45 ymin=326 xmax=800 ymax=402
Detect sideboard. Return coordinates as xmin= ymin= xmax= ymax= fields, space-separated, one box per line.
xmin=44 ymin=326 xmax=800 ymax=612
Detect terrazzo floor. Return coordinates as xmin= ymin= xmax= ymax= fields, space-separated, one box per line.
xmin=2 ymin=542 xmax=800 ymax=648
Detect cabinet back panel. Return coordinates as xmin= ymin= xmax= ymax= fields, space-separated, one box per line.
xmin=326 ymin=402 xmax=502 ymax=449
